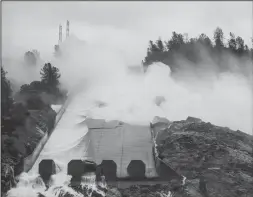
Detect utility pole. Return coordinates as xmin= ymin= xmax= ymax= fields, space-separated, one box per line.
xmin=66 ymin=20 xmax=70 ymax=38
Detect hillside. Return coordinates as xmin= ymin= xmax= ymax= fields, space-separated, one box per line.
xmin=151 ymin=116 xmax=253 ymax=197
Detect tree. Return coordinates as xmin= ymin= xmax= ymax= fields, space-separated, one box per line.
xmin=156 ymin=37 xmax=165 ymax=52
xmin=244 ymin=45 xmax=250 ymax=55
xmin=20 ymin=84 xmax=31 ymax=93
xmin=1 ymin=66 xmax=13 ymax=117
xmin=235 ymin=36 xmax=245 ymax=54
xmin=24 ymin=51 xmax=37 ymax=66
xmin=149 ymin=41 xmax=160 ymax=53
xmin=251 ymin=38 xmax=253 ymax=60
xmin=20 ymin=81 xmax=47 ymax=94
xmin=228 ymin=32 xmax=237 ymax=52
xmin=166 ymin=32 xmax=184 ymax=51
xmin=40 ymin=63 xmax=61 ymax=92
xmin=214 ymin=27 xmax=224 ymax=48
xmin=30 ymin=81 xmax=45 ymax=91
xmin=143 ymin=27 xmax=253 ymax=73
xmin=198 ymin=33 xmax=212 ymax=47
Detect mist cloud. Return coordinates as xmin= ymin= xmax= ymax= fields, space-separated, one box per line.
xmin=48 ymin=33 xmax=252 ymax=135
xmin=2 ymin=3 xmax=252 ymax=135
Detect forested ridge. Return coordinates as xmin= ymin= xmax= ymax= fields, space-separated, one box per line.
xmin=142 ymin=27 xmax=252 ymax=76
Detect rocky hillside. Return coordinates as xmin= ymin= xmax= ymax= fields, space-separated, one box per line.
xmin=149 ymin=116 xmax=253 ymax=197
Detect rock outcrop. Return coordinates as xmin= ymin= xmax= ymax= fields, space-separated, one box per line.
xmin=150 ymin=116 xmax=253 ymax=197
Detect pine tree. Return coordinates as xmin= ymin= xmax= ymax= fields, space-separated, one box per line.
xmin=198 ymin=33 xmax=212 ymax=47
xmin=235 ymin=36 xmax=245 ymax=55
xmin=228 ymin=32 xmax=237 ymax=52
xmin=214 ymin=27 xmax=224 ymax=48
xmin=149 ymin=41 xmax=160 ymax=53
xmin=166 ymin=32 xmax=184 ymax=51
xmin=40 ymin=63 xmax=61 ymax=93
xmin=156 ymin=37 xmax=165 ymax=52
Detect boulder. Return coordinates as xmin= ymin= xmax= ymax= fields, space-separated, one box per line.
xmin=151 ymin=116 xmax=171 ymax=127
xmin=186 ymin=116 xmax=202 ymax=123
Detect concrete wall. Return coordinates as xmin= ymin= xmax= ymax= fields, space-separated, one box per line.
xmin=35 ymin=118 xmax=182 ymax=182
xmin=23 ymin=97 xmax=71 ymax=173
xmin=150 ymin=125 xmax=183 ymax=181
xmin=23 ymin=132 xmax=48 ymax=172
xmin=87 ymin=121 xmax=158 ymax=178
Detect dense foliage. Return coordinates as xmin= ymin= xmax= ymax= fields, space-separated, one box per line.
xmin=143 ymin=27 xmax=252 ymax=74
xmin=20 ymin=62 xmax=65 ymax=105
xmin=40 ymin=63 xmax=61 ymax=91
xmin=1 ymin=66 xmax=13 ymax=117
xmin=1 ymin=60 xmax=64 ymax=195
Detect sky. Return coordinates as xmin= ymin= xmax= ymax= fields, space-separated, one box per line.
xmin=1 ymin=1 xmax=252 ymax=135
xmin=2 ymin=1 xmax=252 ymax=62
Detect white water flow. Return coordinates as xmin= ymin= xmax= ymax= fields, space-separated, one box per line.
xmin=6 ymin=92 xmax=108 ymax=197
xmin=6 ymin=56 xmax=252 ymax=197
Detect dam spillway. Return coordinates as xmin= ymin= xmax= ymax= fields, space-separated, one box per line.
xmin=87 ymin=120 xmax=158 ymax=178
xmin=28 ymin=91 xmax=182 ymax=184
xmin=29 ymin=109 xmax=158 ymax=178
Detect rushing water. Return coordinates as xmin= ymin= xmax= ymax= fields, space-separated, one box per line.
xmin=6 ymin=62 xmax=250 ymax=196
xmin=7 ymin=172 xmax=107 ymax=197
xmin=6 ymin=78 xmax=166 ymax=196
xmin=6 ymin=91 xmax=109 ymax=197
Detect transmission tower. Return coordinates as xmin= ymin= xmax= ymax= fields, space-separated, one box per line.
xmin=59 ymin=24 xmax=62 ymax=44
xmin=66 ymin=20 xmax=70 ymax=38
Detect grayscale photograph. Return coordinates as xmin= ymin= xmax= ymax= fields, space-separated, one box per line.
xmin=1 ymin=1 xmax=253 ymax=197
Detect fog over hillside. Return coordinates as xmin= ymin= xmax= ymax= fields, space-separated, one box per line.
xmin=12 ymin=34 xmax=248 ymax=135
xmin=2 ymin=1 xmax=252 ymax=135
